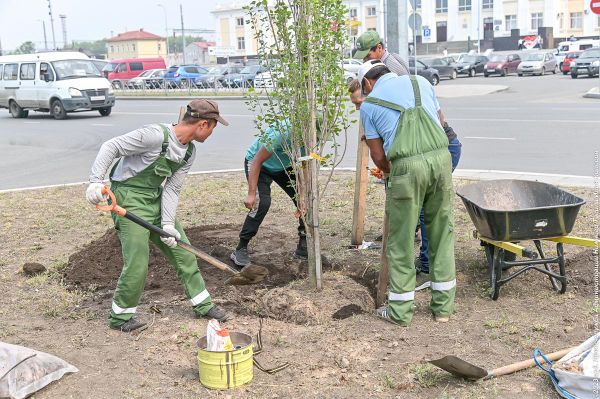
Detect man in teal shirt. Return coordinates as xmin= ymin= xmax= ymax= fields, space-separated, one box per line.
xmin=231 ymin=121 xmax=307 ymax=266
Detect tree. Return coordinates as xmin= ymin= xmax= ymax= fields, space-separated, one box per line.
xmin=169 ymin=35 xmax=205 ymax=53
xmin=14 ymin=41 xmax=36 ymax=55
xmin=72 ymin=40 xmax=107 ymax=56
xmin=245 ymin=0 xmax=351 ymax=289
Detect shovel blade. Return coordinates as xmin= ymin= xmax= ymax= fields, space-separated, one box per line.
xmin=224 ymin=265 xmax=269 ymax=285
xmin=429 ymin=355 xmax=488 ymax=380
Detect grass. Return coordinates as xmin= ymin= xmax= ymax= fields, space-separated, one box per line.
xmin=410 ymin=363 xmax=444 ymax=388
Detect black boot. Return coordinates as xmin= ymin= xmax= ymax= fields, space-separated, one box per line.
xmin=293 ymin=234 xmax=308 ymax=260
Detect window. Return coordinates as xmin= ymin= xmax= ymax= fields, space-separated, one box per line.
xmin=40 ymin=63 xmax=54 ymax=81
xmin=367 ymin=7 xmax=376 ymax=16
xmin=185 ymin=67 xmax=199 ymax=73
xmin=117 ymin=63 xmax=127 ymax=72
xmin=531 ymin=13 xmax=543 ymax=30
xmin=237 ymin=36 xmax=245 ymax=50
xmin=20 ymin=63 xmax=35 ymax=80
xmin=570 ymin=12 xmax=583 ymax=29
xmin=237 ymin=17 xmax=244 ymax=26
xmin=0 ymin=65 xmax=3 ymax=79
xmin=458 ymin=0 xmax=471 ymax=11
xmin=132 ymin=44 xmax=136 ymax=51
xmin=130 ymin=62 xmax=143 ymax=71
xmin=110 ymin=46 xmax=114 ymax=53
xmin=436 ymin=0 xmax=448 ymax=13
xmin=4 ymin=64 xmax=18 ymax=80
xmin=482 ymin=0 xmax=493 ymax=9
xmin=349 ymin=8 xmax=357 ymax=17
xmin=505 ymin=15 xmax=517 ymax=31
xmin=158 ymin=43 xmax=161 ymax=51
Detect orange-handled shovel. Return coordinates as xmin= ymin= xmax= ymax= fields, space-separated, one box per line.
xmin=96 ymin=187 xmax=268 ymax=286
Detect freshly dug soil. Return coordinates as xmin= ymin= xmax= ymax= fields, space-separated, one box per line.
xmin=62 ymin=224 xmax=376 ymax=324
xmin=23 ymin=262 xmax=46 ymax=276
xmin=565 ymin=249 xmax=598 ymax=295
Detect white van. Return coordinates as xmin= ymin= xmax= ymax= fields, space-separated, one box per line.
xmin=0 ymin=51 xmax=115 ymax=119
xmin=555 ymin=39 xmax=600 ymax=66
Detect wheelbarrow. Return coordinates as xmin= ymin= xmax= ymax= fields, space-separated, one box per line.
xmin=456 ymin=179 xmax=596 ymax=300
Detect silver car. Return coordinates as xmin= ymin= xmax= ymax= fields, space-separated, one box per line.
xmin=517 ymin=52 xmax=557 ymax=76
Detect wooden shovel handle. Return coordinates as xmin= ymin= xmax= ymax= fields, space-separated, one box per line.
xmin=488 ymin=347 xmax=576 ymax=378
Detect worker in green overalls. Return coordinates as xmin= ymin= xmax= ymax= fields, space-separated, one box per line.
xmin=358 ymin=60 xmax=456 ymax=326
xmin=86 ymin=100 xmax=232 ymax=332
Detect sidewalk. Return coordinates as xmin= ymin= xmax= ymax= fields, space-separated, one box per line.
xmin=453 ymin=169 xmax=595 ymax=188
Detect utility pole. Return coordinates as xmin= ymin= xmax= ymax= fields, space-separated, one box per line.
xmin=38 ymin=20 xmax=48 ymax=51
xmin=386 ymin=0 xmax=409 ymax=62
xmin=0 ymin=37 xmax=3 ymax=56
xmin=47 ymin=0 xmax=57 ymax=50
xmin=477 ymin=0 xmax=481 ymax=53
xmin=180 ymin=4 xmax=186 ymax=63
xmin=59 ymin=14 xmax=67 ymax=49
xmin=157 ymin=4 xmax=169 ymax=61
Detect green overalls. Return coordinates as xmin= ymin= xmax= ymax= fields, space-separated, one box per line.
xmin=108 ymin=124 xmax=212 ymax=328
xmin=365 ymin=76 xmax=456 ymax=325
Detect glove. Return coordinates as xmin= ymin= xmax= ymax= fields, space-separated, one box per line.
xmin=86 ymin=183 xmax=107 ymax=205
xmin=160 ymin=224 xmax=181 ymax=248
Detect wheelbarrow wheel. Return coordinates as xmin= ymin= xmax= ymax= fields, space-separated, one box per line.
xmin=489 ymin=247 xmax=503 ymax=300
xmin=551 ymin=243 xmax=567 ymax=294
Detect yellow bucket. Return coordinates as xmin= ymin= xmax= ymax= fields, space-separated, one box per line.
xmin=197 ymin=332 xmax=253 ymax=389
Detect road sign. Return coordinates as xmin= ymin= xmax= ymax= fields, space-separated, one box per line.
xmin=591 ymin=0 xmax=600 ymax=15
xmin=408 ymin=13 xmax=422 ymax=31
xmin=423 ymin=28 xmax=431 ymax=38
xmin=208 ymin=46 xmax=237 ymax=57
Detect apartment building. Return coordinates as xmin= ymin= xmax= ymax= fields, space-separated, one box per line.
xmin=106 ymin=29 xmax=166 ymax=60
xmin=211 ymin=0 xmax=600 ymax=55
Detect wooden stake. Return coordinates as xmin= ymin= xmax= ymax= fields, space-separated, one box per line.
xmin=376 ymin=211 xmax=389 ymax=307
xmin=351 ymin=120 xmax=369 ymax=246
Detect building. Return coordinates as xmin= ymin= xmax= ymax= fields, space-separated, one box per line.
xmin=212 ymin=0 xmax=600 ymax=56
xmin=184 ymin=41 xmax=216 ymax=65
xmin=106 ymin=29 xmax=166 ymax=60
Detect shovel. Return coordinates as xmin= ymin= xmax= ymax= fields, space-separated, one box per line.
xmin=96 ymin=187 xmax=268 ymax=286
xmin=429 ymin=347 xmax=575 ymax=380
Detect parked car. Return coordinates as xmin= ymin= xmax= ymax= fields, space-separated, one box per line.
xmin=408 ymin=58 xmax=440 ymax=85
xmin=517 ymin=52 xmax=557 ymax=76
xmin=194 ymin=65 xmax=243 ymax=88
xmin=126 ymin=69 xmax=167 ymax=89
xmin=455 ymin=55 xmax=488 ymax=77
xmin=560 ymin=51 xmax=582 ymax=75
xmin=570 ymin=47 xmax=600 ymax=79
xmin=342 ymin=58 xmax=362 ymax=74
xmin=164 ymin=64 xmax=208 ymax=88
xmin=344 ymin=70 xmax=357 ymax=85
xmin=484 ymin=53 xmax=521 ymax=77
xmin=102 ymin=58 xmax=166 ymax=89
xmin=421 ymin=57 xmax=457 ymax=80
xmin=222 ymin=65 xmax=267 ymax=88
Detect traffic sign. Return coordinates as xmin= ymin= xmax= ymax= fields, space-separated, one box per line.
xmin=423 ymin=28 xmax=431 ymax=38
xmin=591 ymin=0 xmax=600 ymax=15
xmin=208 ymin=46 xmax=237 ymax=57
xmin=408 ymin=13 xmax=422 ymax=31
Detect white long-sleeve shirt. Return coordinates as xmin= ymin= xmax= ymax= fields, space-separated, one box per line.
xmin=89 ymin=123 xmax=196 ymax=226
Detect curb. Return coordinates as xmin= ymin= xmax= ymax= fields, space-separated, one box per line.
xmin=115 ymin=95 xmax=265 ymax=101
xmin=583 ymin=87 xmax=600 ymax=99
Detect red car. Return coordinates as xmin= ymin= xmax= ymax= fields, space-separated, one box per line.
xmin=561 ymin=51 xmax=582 ymax=75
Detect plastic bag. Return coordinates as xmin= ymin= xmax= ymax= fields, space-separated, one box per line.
xmin=0 ymin=341 xmax=78 ymax=399
xmin=206 ymin=319 xmax=233 ymax=352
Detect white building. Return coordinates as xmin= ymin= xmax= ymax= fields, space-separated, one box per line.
xmin=211 ymin=0 xmax=600 ymax=55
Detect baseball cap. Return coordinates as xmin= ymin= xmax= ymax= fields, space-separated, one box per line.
xmin=357 ymin=59 xmax=387 ymax=88
xmin=353 ymin=31 xmax=382 ymax=60
xmin=186 ymin=99 xmax=229 ymax=126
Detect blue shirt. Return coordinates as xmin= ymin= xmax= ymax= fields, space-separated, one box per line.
xmin=246 ymin=121 xmax=293 ymax=172
xmin=360 ymin=73 xmax=441 ymax=154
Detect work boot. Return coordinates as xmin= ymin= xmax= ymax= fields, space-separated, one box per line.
xmin=415 ymin=272 xmax=431 ymax=292
xmin=434 ymin=314 xmax=450 ymax=323
xmin=110 ymin=318 xmax=147 ymax=332
xmin=230 ymin=247 xmax=250 ymax=267
xmin=293 ymin=235 xmax=308 ymax=260
xmin=203 ymin=305 xmax=233 ymax=322
xmin=375 ymin=306 xmax=408 ymax=327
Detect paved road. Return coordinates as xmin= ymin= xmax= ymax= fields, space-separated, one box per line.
xmin=0 ymin=72 xmax=598 ymax=190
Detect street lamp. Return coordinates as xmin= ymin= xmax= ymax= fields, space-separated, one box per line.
xmin=157 ymin=4 xmax=169 ymax=61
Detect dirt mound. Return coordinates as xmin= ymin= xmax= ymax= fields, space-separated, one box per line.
xmin=247 ymin=274 xmax=374 ymax=325
xmin=566 ymin=249 xmax=598 ymax=294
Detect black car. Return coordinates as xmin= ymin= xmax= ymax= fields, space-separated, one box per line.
xmin=570 ymin=47 xmax=600 ymax=79
xmin=195 ymin=65 xmax=243 ymax=88
xmin=221 ymin=65 xmax=267 ymax=88
xmin=409 ymin=58 xmax=441 ymax=85
xmin=422 ymin=57 xmax=458 ymax=80
xmin=455 ymin=55 xmax=489 ymax=77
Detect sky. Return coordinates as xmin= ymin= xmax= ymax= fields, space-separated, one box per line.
xmin=0 ymin=0 xmax=221 ymax=52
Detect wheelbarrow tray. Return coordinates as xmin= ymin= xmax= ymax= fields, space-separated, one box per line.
xmin=456 ymin=180 xmax=585 ymax=241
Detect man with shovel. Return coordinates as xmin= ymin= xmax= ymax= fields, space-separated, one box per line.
xmin=85 ymin=99 xmax=232 ymax=332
